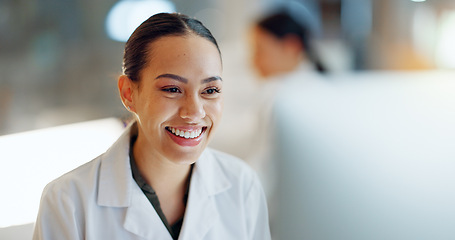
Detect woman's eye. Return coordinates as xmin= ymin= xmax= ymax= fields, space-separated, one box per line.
xmin=203 ymin=88 xmax=221 ymax=95
xmin=162 ymin=87 xmax=181 ymax=93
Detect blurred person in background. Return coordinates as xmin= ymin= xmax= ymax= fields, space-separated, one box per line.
xmin=33 ymin=13 xmax=271 ymax=240
xmin=251 ymin=11 xmax=326 ymax=79
xmin=247 ymin=5 xmax=328 ymax=223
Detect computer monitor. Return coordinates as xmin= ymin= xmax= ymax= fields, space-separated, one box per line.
xmin=272 ymin=71 xmax=455 ymax=240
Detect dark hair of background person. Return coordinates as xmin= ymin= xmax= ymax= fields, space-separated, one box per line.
xmin=257 ymin=11 xmax=327 ymax=73
xmin=123 ymin=13 xmax=221 ymax=82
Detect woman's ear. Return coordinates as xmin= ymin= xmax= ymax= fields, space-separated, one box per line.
xmin=118 ymin=75 xmax=136 ymax=112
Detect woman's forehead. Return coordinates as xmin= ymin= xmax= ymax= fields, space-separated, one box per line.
xmin=149 ymin=34 xmax=218 ymax=55
xmin=140 ymin=35 xmax=222 ymax=81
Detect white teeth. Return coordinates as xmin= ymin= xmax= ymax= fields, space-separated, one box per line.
xmin=168 ymin=127 xmax=202 ymax=139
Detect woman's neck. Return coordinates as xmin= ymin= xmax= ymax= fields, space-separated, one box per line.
xmin=133 ymin=135 xmax=192 ymax=195
xmin=132 ymin=133 xmax=192 ymax=225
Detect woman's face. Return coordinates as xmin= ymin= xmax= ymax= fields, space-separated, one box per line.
xmin=251 ymin=26 xmax=285 ymax=78
xmin=251 ymin=26 xmax=301 ymax=78
xmin=129 ymin=34 xmax=223 ymax=165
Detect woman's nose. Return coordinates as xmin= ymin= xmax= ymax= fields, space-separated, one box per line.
xmin=179 ymin=94 xmax=206 ymax=122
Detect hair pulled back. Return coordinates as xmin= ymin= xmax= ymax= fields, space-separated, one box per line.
xmin=123 ymin=13 xmax=220 ymax=82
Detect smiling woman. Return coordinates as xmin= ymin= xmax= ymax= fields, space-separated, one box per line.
xmin=119 ymin=34 xmax=223 ymax=166
xmin=33 ymin=13 xmax=271 ymax=240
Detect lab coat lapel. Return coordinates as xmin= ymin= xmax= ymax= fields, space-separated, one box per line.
xmin=97 ymin=124 xmax=131 ymax=207
xmin=97 ymin=123 xmax=172 ymax=239
xmin=179 ymin=149 xmax=232 ymax=240
xmin=123 ymin=183 xmax=172 ymax=239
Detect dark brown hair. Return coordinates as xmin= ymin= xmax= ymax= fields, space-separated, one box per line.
xmin=257 ymin=11 xmax=326 ymax=73
xmin=123 ymin=13 xmax=220 ymax=82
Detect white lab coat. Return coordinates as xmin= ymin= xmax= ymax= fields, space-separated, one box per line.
xmin=33 ymin=123 xmax=271 ymax=240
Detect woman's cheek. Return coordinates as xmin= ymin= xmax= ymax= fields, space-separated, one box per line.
xmin=208 ymin=99 xmax=223 ymax=123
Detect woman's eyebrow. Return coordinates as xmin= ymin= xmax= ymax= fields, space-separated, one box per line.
xmin=202 ymin=76 xmax=222 ymax=83
xmin=155 ymin=73 xmax=188 ymax=83
xmin=155 ymin=73 xmax=222 ymax=84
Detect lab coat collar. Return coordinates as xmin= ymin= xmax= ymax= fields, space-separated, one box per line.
xmin=179 ymin=149 xmax=232 ymax=239
xmin=97 ymin=121 xmax=133 ymax=207
xmin=97 ymin=122 xmax=232 ymax=239
xmin=193 ymin=149 xmax=232 ymax=196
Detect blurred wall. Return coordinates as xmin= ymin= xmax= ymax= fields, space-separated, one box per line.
xmin=1 ymin=0 xmax=455 ymax=136
xmin=0 ymin=0 xmax=125 ymax=134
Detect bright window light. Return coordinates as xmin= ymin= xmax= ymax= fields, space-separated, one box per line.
xmin=0 ymin=118 xmax=125 ymax=227
xmin=436 ymin=11 xmax=455 ymax=69
xmin=412 ymin=5 xmax=437 ymax=62
xmin=105 ymin=0 xmax=176 ymax=42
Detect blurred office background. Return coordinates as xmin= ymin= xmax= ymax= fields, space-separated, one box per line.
xmin=1 ymin=0 xmax=455 ymax=239
xmin=1 ymin=0 xmax=455 ymax=135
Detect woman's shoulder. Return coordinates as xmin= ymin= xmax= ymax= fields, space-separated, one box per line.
xmin=42 ymin=155 xmax=103 ymax=198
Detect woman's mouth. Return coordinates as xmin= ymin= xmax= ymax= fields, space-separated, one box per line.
xmin=165 ymin=126 xmax=207 ymax=147
xmin=166 ymin=127 xmax=204 ymax=139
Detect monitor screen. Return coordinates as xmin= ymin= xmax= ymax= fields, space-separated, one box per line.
xmin=271 ymin=71 xmax=455 ymax=240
